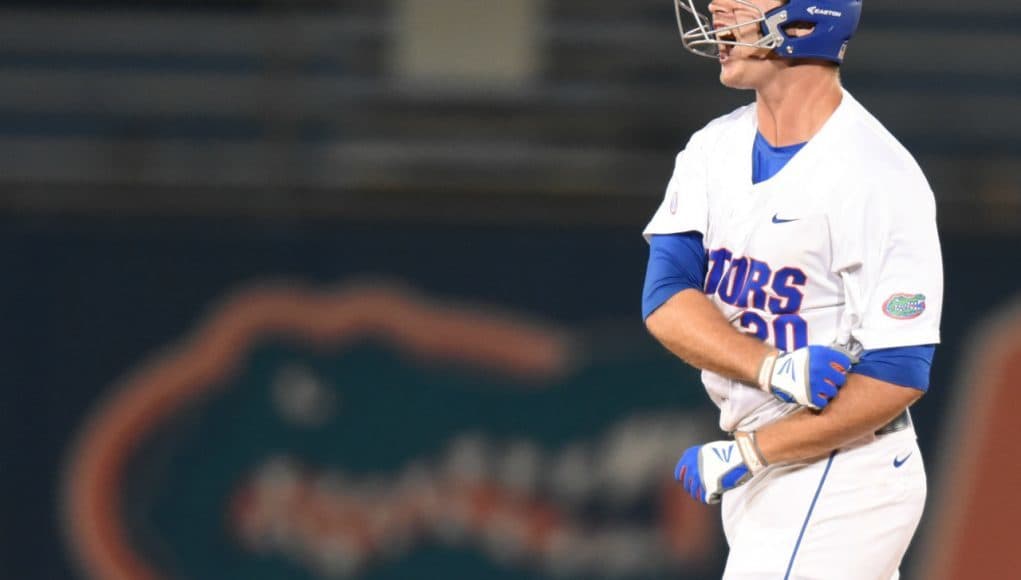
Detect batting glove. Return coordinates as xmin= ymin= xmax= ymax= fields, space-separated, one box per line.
xmin=758 ymin=346 xmax=853 ymax=411
xmin=674 ymin=433 xmax=766 ymax=505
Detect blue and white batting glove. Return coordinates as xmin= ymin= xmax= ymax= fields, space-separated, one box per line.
xmin=757 ymin=346 xmax=853 ymax=411
xmin=674 ymin=437 xmax=759 ymax=505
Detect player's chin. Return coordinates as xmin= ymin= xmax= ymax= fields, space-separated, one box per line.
xmin=718 ymin=66 xmax=753 ymax=90
xmin=718 ymin=59 xmax=769 ymax=90
xmin=718 ymin=71 xmax=741 ymax=89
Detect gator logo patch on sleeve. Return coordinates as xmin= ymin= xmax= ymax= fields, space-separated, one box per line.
xmin=884 ymin=293 xmax=927 ymax=320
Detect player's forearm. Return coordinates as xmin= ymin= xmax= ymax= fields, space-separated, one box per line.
xmin=752 ymin=373 xmax=923 ymax=464
xmin=645 ymin=288 xmax=775 ymax=384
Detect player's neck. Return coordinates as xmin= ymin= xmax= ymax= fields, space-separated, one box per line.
xmin=754 ymin=65 xmax=843 ymax=147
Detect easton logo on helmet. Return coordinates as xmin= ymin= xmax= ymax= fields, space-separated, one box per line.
xmin=883 ymin=294 xmax=927 ymax=320
xmin=807 ymin=6 xmax=843 ymax=17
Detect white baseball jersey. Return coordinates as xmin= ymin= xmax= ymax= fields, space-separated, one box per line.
xmin=644 ymin=89 xmax=943 ymax=433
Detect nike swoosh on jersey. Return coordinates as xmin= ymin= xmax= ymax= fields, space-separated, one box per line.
xmin=771 ymin=214 xmax=800 ymax=224
xmin=893 ymin=452 xmax=913 ymax=468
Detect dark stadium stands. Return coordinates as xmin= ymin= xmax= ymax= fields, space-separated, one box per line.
xmin=0 ymin=0 xmax=1017 ymax=229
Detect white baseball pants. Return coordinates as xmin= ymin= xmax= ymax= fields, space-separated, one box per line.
xmin=720 ymin=427 xmax=926 ymax=580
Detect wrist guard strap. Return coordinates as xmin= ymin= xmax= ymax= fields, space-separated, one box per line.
xmin=757 ymin=351 xmax=781 ymax=393
xmin=735 ymin=431 xmax=769 ymax=475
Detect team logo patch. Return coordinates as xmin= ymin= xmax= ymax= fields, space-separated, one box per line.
xmin=883 ymin=293 xmax=927 ymax=320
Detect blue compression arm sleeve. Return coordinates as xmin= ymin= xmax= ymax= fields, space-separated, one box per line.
xmin=642 ymin=232 xmax=707 ymax=320
xmin=853 ymin=345 xmax=936 ymax=392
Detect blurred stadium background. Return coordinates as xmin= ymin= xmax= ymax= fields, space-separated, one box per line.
xmin=2 ymin=0 xmax=1019 ymax=578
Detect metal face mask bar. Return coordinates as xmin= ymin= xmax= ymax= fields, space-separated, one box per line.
xmin=674 ymin=0 xmax=789 ymax=59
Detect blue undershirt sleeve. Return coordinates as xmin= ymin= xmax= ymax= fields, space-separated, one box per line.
xmin=642 ymin=232 xmax=708 ymax=320
xmin=853 ymin=345 xmax=937 ymax=392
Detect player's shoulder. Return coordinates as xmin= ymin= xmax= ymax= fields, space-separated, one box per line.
xmin=699 ymin=103 xmax=756 ymax=135
xmin=683 ymin=103 xmax=756 ymax=154
xmin=835 ymin=92 xmax=936 ymax=216
xmin=839 ymin=92 xmax=929 ymax=188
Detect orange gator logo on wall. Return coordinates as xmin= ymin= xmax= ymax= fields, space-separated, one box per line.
xmin=61 ymin=282 xmax=719 ymax=580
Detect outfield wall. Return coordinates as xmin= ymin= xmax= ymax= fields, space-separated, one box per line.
xmin=2 ymin=217 xmax=1016 ymax=579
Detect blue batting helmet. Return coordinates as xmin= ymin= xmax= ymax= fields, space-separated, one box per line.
xmin=675 ymin=0 xmax=863 ymax=64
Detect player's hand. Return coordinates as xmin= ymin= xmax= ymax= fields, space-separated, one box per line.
xmin=758 ymin=346 xmax=853 ymax=410
xmin=674 ymin=440 xmax=751 ymax=505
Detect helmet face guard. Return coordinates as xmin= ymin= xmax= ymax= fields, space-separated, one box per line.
xmin=673 ymin=0 xmax=862 ymax=64
xmin=674 ymin=0 xmax=787 ymax=60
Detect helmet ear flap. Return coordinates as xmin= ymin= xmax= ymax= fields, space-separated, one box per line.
xmin=766 ymin=0 xmax=862 ymax=64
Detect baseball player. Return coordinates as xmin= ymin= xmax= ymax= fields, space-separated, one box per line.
xmin=640 ymin=0 xmax=942 ymax=578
